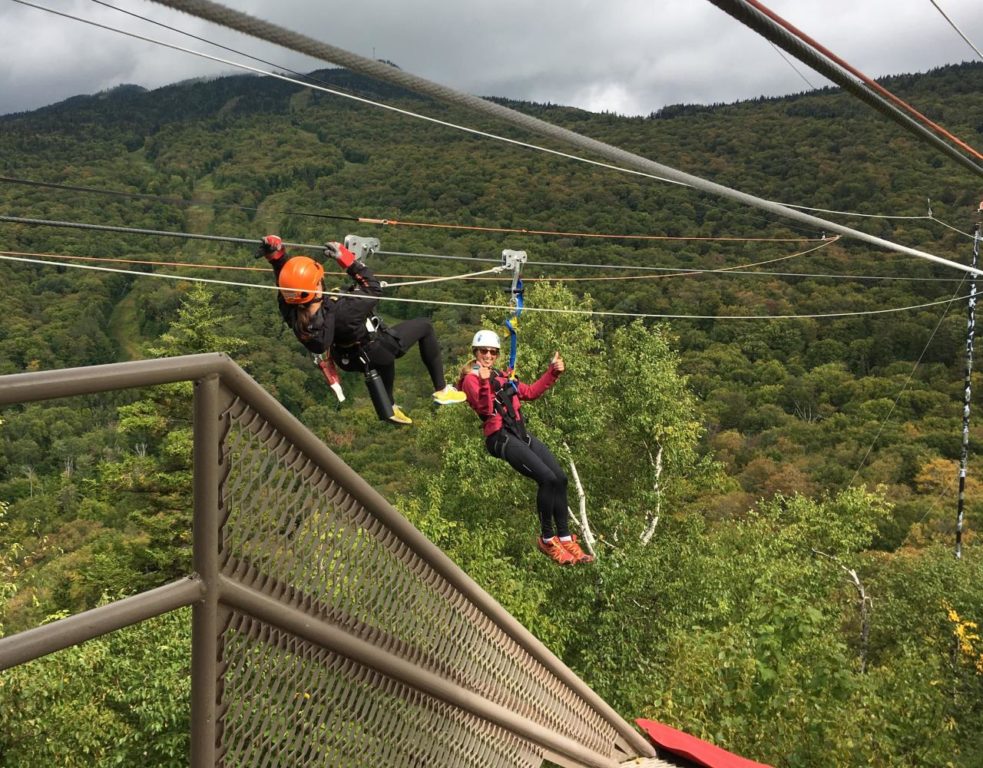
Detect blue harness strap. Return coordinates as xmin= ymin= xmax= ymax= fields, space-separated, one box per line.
xmin=505 ymin=277 xmax=523 ymax=375
xmin=500 ymin=249 xmax=527 ymax=377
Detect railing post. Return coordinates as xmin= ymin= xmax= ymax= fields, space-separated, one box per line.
xmin=192 ymin=374 xmax=222 ymax=767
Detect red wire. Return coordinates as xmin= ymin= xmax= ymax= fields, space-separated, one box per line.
xmin=745 ymin=0 xmax=983 ymax=162
xmin=357 ymin=217 xmax=821 ymax=242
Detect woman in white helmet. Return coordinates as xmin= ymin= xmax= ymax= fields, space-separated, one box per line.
xmin=458 ymin=330 xmax=593 ymax=565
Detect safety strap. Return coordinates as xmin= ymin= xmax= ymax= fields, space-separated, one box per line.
xmin=505 ymin=279 xmax=523 ymax=374
xmin=501 ymin=250 xmax=527 ymax=377
xmin=488 ymin=371 xmax=528 ymax=443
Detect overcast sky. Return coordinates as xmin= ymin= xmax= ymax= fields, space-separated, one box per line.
xmin=1 ymin=0 xmax=981 ymax=118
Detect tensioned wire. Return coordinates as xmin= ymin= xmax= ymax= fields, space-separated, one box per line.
xmin=0 ymin=174 xmax=820 ymax=243
xmin=0 ymin=239 xmax=836 ymax=286
xmin=3 ymin=214 xmax=968 ymax=284
xmin=20 ymin=0 xmax=835 ymax=241
xmin=485 ymin=239 xmax=839 ymax=282
xmin=930 ymin=217 xmax=979 ymax=239
xmin=13 ymin=0 xmax=980 ymax=276
xmin=709 ymin=0 xmax=983 ymax=171
xmin=11 ymin=4 xmax=976 ymax=249
xmin=743 ymin=0 xmax=983 ymax=161
xmin=781 ymin=203 xmax=932 ymax=220
xmin=0 ymin=212 xmax=839 ymax=273
xmin=138 ymin=0 xmax=983 ymax=277
xmin=0 ymin=214 xmax=967 ymax=284
xmin=87 ymin=0 xmax=323 ymax=82
xmin=2 ymin=245 xmax=957 ymax=285
xmin=928 ymin=0 xmax=983 ymax=62
xmin=5 ymin=172 xmax=977 ymax=244
xmin=92 ymin=0 xmax=967 ymax=246
xmin=386 ymin=240 xmax=847 ymax=285
xmin=11 ymin=0 xmax=682 ymax=191
xmin=6 ymin=6 xmax=972 ymax=281
xmin=846 ymin=271 xmax=971 ymax=489
xmin=768 ymin=41 xmax=817 ymax=90
xmin=80 ymin=0 xmax=822 ymax=240
xmin=0 ymin=251 xmax=969 ymax=321
xmin=2 ymin=214 xmax=826 ymax=266
xmin=780 ymin=201 xmax=977 ymax=239
xmin=847 ymin=226 xmax=981 ymax=512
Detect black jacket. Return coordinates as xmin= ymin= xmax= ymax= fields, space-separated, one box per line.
xmin=271 ymin=255 xmax=382 ymax=356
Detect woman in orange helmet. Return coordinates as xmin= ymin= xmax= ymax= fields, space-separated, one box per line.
xmin=258 ymin=234 xmax=465 ymax=425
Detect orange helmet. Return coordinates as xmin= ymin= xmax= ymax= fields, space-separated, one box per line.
xmin=277 ymin=257 xmax=324 ymax=304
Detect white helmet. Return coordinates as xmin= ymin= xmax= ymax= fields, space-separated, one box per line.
xmin=471 ymin=330 xmax=501 ymax=350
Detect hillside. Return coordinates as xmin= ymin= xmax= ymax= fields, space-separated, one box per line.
xmin=1 ymin=62 xmax=983 ymax=766
xmin=3 ymin=63 xmax=983 ymax=535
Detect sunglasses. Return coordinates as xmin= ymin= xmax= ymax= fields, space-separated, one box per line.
xmin=475 ymin=348 xmax=499 ymax=356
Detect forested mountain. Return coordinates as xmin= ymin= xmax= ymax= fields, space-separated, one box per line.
xmin=1 ymin=62 xmax=983 ymax=766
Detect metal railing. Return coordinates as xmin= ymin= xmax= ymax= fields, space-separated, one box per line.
xmin=0 ymin=354 xmax=656 ymax=768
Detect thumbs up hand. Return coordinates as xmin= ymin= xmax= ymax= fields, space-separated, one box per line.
xmin=551 ymin=351 xmax=565 ymax=373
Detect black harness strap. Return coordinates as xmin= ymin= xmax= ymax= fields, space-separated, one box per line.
xmin=487 ymin=370 xmax=529 ymax=443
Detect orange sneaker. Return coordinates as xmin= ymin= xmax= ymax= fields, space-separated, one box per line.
xmin=560 ymin=535 xmax=594 ymax=564
xmin=537 ymin=536 xmax=576 ymax=565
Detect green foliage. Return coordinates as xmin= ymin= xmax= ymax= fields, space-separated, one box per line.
xmin=636 ymin=495 xmax=981 ymax=767
xmin=0 ymin=607 xmax=190 ymax=767
xmin=145 ymin=283 xmax=247 ymax=359
xmin=2 ymin=61 xmax=983 ymax=766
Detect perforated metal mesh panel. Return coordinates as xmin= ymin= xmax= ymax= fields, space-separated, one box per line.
xmin=216 ymin=397 xmax=619 ymax=767
xmin=219 ymin=612 xmax=541 ymax=768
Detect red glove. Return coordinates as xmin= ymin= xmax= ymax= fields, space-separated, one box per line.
xmin=256 ymin=234 xmax=286 ymax=261
xmin=324 ymin=241 xmax=356 ymax=270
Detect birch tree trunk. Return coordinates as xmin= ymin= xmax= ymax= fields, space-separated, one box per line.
xmin=640 ymin=444 xmax=663 ymax=546
xmin=563 ymin=442 xmax=596 ymax=558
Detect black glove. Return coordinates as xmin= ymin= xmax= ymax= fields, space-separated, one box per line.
xmin=256 ymin=234 xmax=286 ymax=261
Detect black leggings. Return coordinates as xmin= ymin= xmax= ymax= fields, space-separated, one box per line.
xmin=486 ymin=431 xmax=570 ymax=540
xmin=364 ymin=318 xmax=445 ymax=400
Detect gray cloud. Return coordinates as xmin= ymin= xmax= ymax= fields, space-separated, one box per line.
xmin=1 ymin=0 xmax=980 ymax=116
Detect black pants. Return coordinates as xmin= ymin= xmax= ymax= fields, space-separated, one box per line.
xmin=486 ymin=430 xmax=570 ymax=540
xmin=361 ymin=318 xmax=445 ymax=401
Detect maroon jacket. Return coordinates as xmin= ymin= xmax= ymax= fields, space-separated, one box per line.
xmin=459 ymin=364 xmax=562 ymax=437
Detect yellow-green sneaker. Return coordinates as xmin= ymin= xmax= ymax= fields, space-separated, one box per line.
xmin=388 ymin=405 xmax=413 ymax=426
xmin=432 ymin=384 xmax=466 ymax=405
